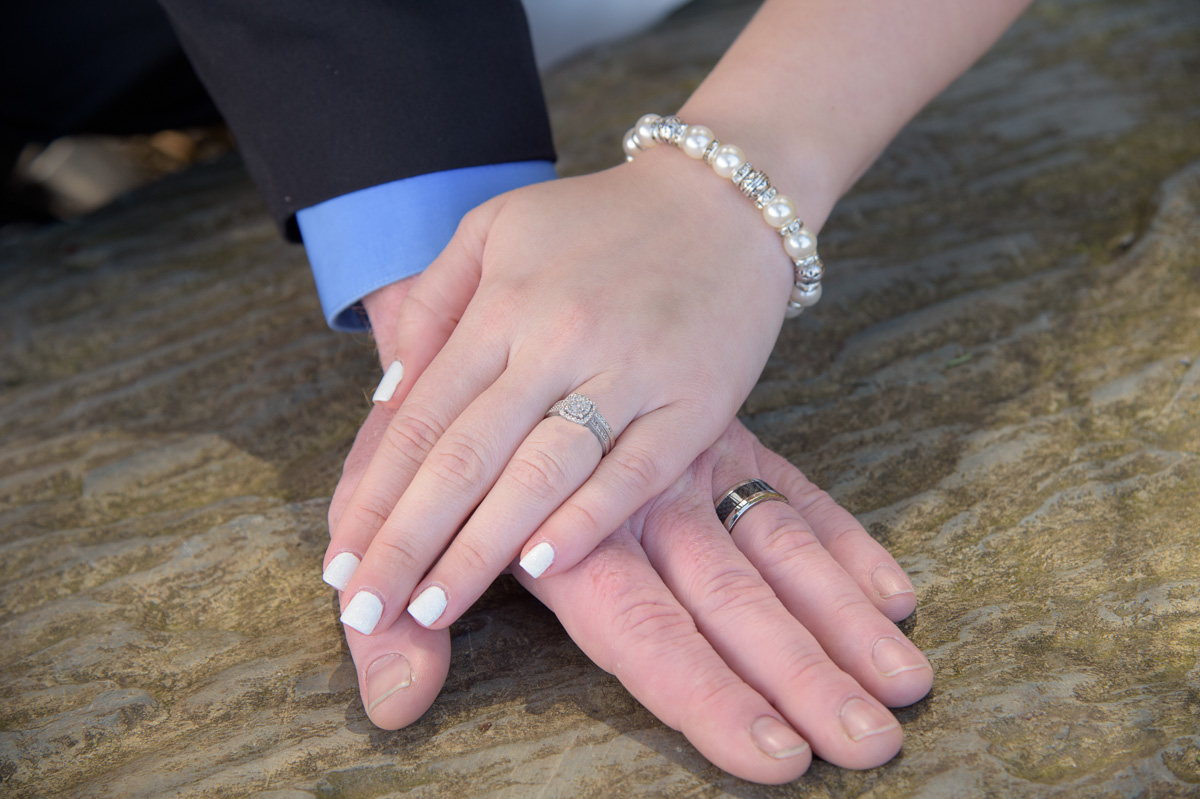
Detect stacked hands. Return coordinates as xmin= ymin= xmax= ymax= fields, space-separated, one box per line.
xmin=321 ymin=132 xmax=932 ymax=783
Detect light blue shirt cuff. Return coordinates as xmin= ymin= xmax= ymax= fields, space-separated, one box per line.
xmin=296 ymin=160 xmax=558 ymax=332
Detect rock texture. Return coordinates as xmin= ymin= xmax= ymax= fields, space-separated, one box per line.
xmin=2 ymin=0 xmax=1199 ymax=796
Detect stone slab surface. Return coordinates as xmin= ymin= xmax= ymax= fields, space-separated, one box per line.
xmin=2 ymin=0 xmax=1199 ymax=796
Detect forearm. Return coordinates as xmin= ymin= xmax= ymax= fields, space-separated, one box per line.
xmin=367 ymin=3 xmax=1033 ymax=373
xmin=679 ymin=0 xmax=1034 ymax=231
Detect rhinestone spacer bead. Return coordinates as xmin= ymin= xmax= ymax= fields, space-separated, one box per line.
xmin=701 ymin=140 xmax=721 ymax=164
xmin=779 ymin=218 xmax=804 ymax=238
xmin=732 ymin=163 xmax=755 ymax=185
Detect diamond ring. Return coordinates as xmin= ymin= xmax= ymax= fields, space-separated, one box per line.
xmin=545 ymin=393 xmax=614 ymax=455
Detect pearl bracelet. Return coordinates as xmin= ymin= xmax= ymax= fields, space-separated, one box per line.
xmin=622 ymin=113 xmax=823 ymax=318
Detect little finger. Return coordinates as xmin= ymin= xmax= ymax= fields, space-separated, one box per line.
xmin=755 ymin=445 xmax=918 ymax=620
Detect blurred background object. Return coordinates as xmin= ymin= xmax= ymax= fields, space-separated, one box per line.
xmin=4 ymin=128 xmax=233 ymax=230
xmin=1 ymin=0 xmax=229 ymax=236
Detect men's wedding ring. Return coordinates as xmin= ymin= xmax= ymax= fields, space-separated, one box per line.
xmin=715 ymin=479 xmax=788 ymax=532
xmin=546 ymin=393 xmax=614 ymax=455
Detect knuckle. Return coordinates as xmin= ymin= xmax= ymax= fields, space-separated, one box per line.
xmin=753 ymin=519 xmax=825 ymax=573
xmin=423 ymin=437 xmax=490 ymax=494
xmin=640 ymin=491 xmax=710 ymax=546
xmin=370 ymin=534 xmax=423 ymax=576
xmin=449 ymin=535 xmax=494 ymax=575
xmin=777 ymin=645 xmax=838 ymax=688
xmin=608 ymin=446 xmax=663 ymax=493
xmin=825 ymin=588 xmax=880 ymax=627
xmin=824 ymin=524 xmax=865 ymax=554
xmin=556 ymin=498 xmax=607 ymax=538
xmin=505 ymin=446 xmax=572 ymax=501
xmin=342 ymin=499 xmax=392 ymax=537
xmin=692 ymin=562 xmax=776 ymax=619
xmin=681 ymin=673 xmax=746 ymax=726
xmin=383 ymin=412 xmax=446 ymax=469
xmin=611 ymin=589 xmax=698 ymax=649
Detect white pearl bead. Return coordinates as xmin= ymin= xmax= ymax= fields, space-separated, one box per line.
xmin=681 ymin=125 xmax=714 ymax=159
xmin=784 ymin=227 xmax=817 ymax=260
xmin=711 ymin=144 xmax=745 ymax=178
xmin=636 ymin=114 xmax=661 ymax=146
xmin=622 ymin=129 xmax=643 ymax=160
xmin=784 ymin=303 xmax=804 ymax=319
xmin=763 ymin=195 xmax=797 ymax=228
xmin=791 ymin=282 xmax=823 ymax=307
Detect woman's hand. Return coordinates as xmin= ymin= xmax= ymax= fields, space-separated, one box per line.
xmin=320 ymin=0 xmax=1036 ymax=642
xmin=326 ymin=146 xmax=808 ymax=636
xmin=330 ymin=405 xmax=931 ymax=784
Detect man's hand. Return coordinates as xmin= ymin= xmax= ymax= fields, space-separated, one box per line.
xmin=328 ymin=401 xmax=930 ymax=783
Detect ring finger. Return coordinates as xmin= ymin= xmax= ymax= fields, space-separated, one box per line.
xmin=709 ymin=449 xmax=932 ymax=709
xmin=640 ymin=466 xmax=904 ymax=768
xmin=404 ymin=384 xmax=634 ymax=628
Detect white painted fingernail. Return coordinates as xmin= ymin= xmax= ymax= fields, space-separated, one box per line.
xmin=407 ymin=585 xmax=448 ymax=627
xmin=341 ymin=591 xmax=384 ymax=635
xmin=519 ymin=542 xmax=556 ymax=579
xmin=322 ymin=552 xmax=360 ymax=591
xmin=372 ymin=360 xmax=404 ymax=403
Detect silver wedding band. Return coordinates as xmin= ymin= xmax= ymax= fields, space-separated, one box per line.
xmin=546 ymin=393 xmax=614 ymax=455
xmin=715 ymin=479 xmax=788 ymax=532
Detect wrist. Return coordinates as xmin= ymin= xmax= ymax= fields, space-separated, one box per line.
xmin=362 ymin=276 xmax=418 ymax=367
xmin=619 ymin=142 xmax=795 ymax=312
xmin=672 ymin=100 xmax=843 ymax=235
xmin=620 ymin=114 xmax=827 ymax=316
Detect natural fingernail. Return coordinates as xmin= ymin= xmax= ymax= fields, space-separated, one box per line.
xmin=871 ymin=564 xmax=914 ymax=599
xmin=751 ymin=716 xmax=810 ymax=760
xmin=407 ymin=585 xmax=448 ymax=628
xmin=840 ymin=697 xmax=899 ymax=742
xmin=519 ymin=542 xmax=555 ymax=579
xmin=322 ymin=552 xmax=361 ymax=591
xmin=872 ymin=636 xmax=929 ymax=677
xmin=341 ymin=591 xmax=384 ymax=635
xmin=372 ymin=360 xmax=405 ymax=403
xmin=366 ymin=653 xmax=412 ymax=713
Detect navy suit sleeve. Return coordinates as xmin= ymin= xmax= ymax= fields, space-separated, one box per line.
xmin=156 ymin=0 xmax=557 ymax=240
